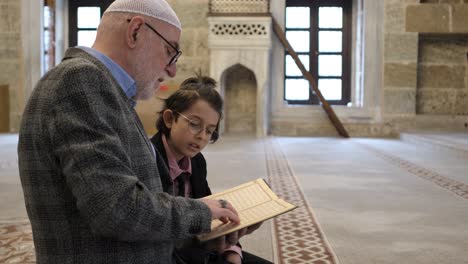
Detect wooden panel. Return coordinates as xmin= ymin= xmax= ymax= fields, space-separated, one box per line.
xmin=0 ymin=84 xmax=9 ymax=132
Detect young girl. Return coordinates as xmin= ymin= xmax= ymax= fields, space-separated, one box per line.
xmin=150 ymin=75 xmax=271 ymax=264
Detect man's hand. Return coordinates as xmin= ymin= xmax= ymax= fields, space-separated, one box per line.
xmin=200 ymin=198 xmax=240 ymax=224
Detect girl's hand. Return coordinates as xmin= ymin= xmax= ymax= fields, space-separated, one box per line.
xmin=202 ymin=232 xmax=240 ymax=252
xmin=224 ymin=251 xmax=242 ymax=264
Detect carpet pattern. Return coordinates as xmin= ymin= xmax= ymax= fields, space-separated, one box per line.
xmin=359 ymin=142 xmax=468 ymax=200
xmin=264 ymin=138 xmax=338 ymax=264
xmin=0 ymin=221 xmax=35 ymax=263
xmin=401 ymin=133 xmax=468 ymax=159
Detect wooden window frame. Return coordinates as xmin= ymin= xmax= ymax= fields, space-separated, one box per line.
xmin=285 ymin=0 xmax=352 ymax=105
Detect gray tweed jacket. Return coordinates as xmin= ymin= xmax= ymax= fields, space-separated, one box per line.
xmin=18 ymin=47 xmax=211 ymax=264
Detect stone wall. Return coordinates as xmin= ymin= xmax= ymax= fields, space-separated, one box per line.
xmin=406 ymin=2 xmax=468 ymax=33
xmin=405 ymin=2 xmax=468 ymax=119
xmin=168 ymin=0 xmax=211 ymax=83
xmin=0 ymin=0 xmax=23 ymax=132
xmin=379 ymin=0 xmax=420 ymax=136
xmin=377 ymin=0 xmax=468 ymax=135
xmin=417 ymin=37 xmax=468 ymax=115
xmin=396 ymin=1 xmax=468 ymax=131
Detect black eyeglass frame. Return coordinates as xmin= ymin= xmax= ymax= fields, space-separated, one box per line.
xmin=126 ymin=19 xmax=182 ymax=66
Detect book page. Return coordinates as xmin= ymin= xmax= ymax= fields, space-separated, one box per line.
xmin=197 ymin=178 xmax=297 ymax=242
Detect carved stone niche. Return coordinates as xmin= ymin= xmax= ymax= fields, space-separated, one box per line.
xmin=209 ymin=0 xmax=270 ymax=15
xmin=208 ymin=0 xmax=272 ymax=137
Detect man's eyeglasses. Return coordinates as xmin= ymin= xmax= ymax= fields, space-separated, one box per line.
xmin=176 ymin=112 xmax=219 ymax=144
xmin=127 ymin=19 xmax=182 ymax=66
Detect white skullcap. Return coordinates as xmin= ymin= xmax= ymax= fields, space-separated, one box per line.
xmin=104 ymin=0 xmax=181 ymax=30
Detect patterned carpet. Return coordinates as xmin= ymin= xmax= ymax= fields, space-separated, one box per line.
xmin=265 ymin=138 xmax=338 ymax=264
xmin=0 ymin=221 xmax=35 ymax=263
xmin=358 ymin=142 xmax=468 ymax=200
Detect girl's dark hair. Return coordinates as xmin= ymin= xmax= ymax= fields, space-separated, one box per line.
xmin=156 ymin=75 xmax=223 ymax=142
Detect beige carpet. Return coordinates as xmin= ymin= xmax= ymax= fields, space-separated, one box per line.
xmin=275 ymin=134 xmax=468 ymax=264
xmin=2 ymin=132 xmax=468 ymax=263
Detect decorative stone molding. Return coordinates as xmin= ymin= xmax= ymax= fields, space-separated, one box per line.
xmin=211 ymin=23 xmax=268 ymax=36
xmin=208 ymin=16 xmax=272 ymax=137
xmin=209 ymin=0 xmax=269 ymax=15
xmin=208 ymin=16 xmax=272 ymax=48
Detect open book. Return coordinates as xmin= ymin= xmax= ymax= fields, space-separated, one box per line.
xmin=197 ymin=178 xmax=297 ymax=242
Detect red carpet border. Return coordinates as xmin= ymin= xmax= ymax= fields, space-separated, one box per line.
xmin=264 ymin=138 xmax=339 ymax=264
xmin=358 ymin=142 xmax=468 ymax=200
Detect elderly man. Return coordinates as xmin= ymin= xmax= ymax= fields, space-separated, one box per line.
xmin=18 ymin=0 xmax=240 ymax=263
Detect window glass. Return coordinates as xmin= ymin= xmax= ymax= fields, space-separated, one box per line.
xmin=44 ymin=29 xmax=51 ymax=49
xmin=284 ymin=1 xmax=350 ymax=105
xmin=318 ymin=55 xmax=342 ymax=76
xmin=78 ymin=30 xmax=97 ymax=47
xmin=77 ymin=7 xmax=101 ymax=28
xmin=318 ymin=79 xmax=342 ymax=100
xmin=44 ymin=6 xmax=51 ymax=27
xmin=318 ymin=31 xmax=342 ymax=52
xmin=286 ymin=7 xmax=310 ymax=29
xmin=286 ymin=31 xmax=310 ymax=52
xmin=43 ymin=5 xmax=54 ymax=74
xmin=318 ymin=7 xmax=342 ymax=29
xmin=286 ymin=55 xmax=310 ymax=76
xmin=285 ymin=79 xmax=309 ymax=100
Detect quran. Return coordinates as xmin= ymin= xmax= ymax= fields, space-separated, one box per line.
xmin=197 ymin=178 xmax=297 ymax=242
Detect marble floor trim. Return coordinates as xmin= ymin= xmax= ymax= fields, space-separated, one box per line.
xmin=264 ymin=137 xmax=339 ymax=264
xmin=357 ymin=142 xmax=468 ymax=201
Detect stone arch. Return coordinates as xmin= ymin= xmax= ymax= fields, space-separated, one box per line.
xmin=220 ymin=64 xmax=257 ymax=135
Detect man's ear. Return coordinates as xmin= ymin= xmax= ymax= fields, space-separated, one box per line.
xmin=162 ymin=110 xmax=174 ymax=128
xmin=126 ymin=16 xmax=144 ymax=48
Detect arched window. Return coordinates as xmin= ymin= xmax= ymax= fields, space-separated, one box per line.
xmin=284 ymin=0 xmax=352 ymax=105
